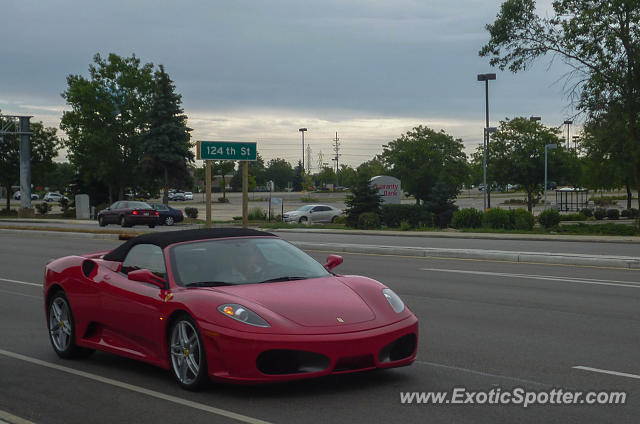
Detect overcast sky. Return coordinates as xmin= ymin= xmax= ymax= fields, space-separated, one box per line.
xmin=0 ymin=0 xmax=577 ymax=169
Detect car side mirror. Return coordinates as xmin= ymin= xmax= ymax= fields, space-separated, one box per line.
xmin=324 ymin=254 xmax=343 ymax=271
xmin=128 ymin=269 xmax=166 ymax=288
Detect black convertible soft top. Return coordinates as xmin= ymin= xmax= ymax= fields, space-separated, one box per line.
xmin=103 ymin=228 xmax=276 ymax=262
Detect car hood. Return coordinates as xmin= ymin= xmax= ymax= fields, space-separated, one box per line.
xmin=214 ymin=276 xmax=376 ymax=327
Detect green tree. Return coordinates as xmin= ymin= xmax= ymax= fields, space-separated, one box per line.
xmin=486 ymin=117 xmax=566 ymax=211
xmin=265 ymin=158 xmax=294 ymax=191
xmin=381 ymin=126 xmax=468 ymax=205
xmin=344 ymin=174 xmax=382 ymax=228
xmin=338 ymin=164 xmax=358 ymax=188
xmin=356 ymin=157 xmax=388 ymax=181
xmin=139 ymin=64 xmax=193 ymax=204
xmin=44 ymin=162 xmax=77 ymax=193
xmin=212 ymin=161 xmax=235 ymax=198
xmin=61 ymin=53 xmax=155 ymax=203
xmin=231 ymin=153 xmax=266 ymax=191
xmin=480 ymin=0 xmax=640 ymax=207
xmin=314 ymin=166 xmax=336 ymax=189
xmin=0 ymin=117 xmax=59 ymax=211
xmin=293 ymin=160 xmax=304 ymax=191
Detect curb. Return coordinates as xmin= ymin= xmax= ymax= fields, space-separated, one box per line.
xmin=291 ymin=241 xmax=640 ymax=269
xmin=271 ymin=228 xmax=640 ymax=244
xmin=2 ymin=227 xmax=639 ymax=269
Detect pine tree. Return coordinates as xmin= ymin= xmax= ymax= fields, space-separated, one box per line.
xmin=140 ymin=65 xmax=194 ymax=203
xmin=344 ymin=174 xmax=382 ymax=228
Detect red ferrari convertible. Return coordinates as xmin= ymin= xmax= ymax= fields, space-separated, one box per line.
xmin=44 ymin=228 xmax=418 ymax=389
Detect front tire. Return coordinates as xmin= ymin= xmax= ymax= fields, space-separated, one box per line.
xmin=299 ymin=216 xmax=308 ymax=223
xmin=47 ymin=291 xmax=93 ymax=359
xmin=169 ymin=315 xmax=208 ymax=390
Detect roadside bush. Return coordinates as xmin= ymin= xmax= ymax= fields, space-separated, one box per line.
xmin=0 ymin=208 xmax=17 ymax=216
xmin=381 ymin=204 xmax=432 ymax=228
xmin=217 ymin=197 xmax=229 ymax=203
xmin=399 ymin=220 xmax=412 ymax=231
xmin=607 ymin=208 xmax=620 ymax=220
xmin=184 ymin=207 xmax=199 ymax=219
xmin=510 ymin=208 xmax=535 ymax=230
xmin=358 ymin=212 xmax=381 ymax=229
xmin=232 ymin=216 xmax=242 ymax=221
xmin=451 ymin=208 xmax=483 ymax=229
xmin=556 ymin=223 xmax=638 ymax=236
xmin=62 ymin=208 xmax=76 ymax=218
xmin=36 ymin=202 xmax=51 ymax=215
xmin=538 ymin=209 xmax=560 ymax=229
xmin=59 ymin=197 xmax=70 ymax=212
xmin=559 ymin=213 xmax=586 ymax=221
xmin=593 ymin=208 xmax=606 ymax=220
xmin=333 ymin=215 xmax=346 ymax=225
xmin=248 ymin=207 xmax=266 ymax=221
xmin=484 ymin=208 xmax=511 ymax=229
xmin=580 ymin=208 xmax=593 ymax=217
xmin=621 ymin=208 xmax=639 ymax=219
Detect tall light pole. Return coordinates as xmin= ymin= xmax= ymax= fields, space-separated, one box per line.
xmin=299 ymin=128 xmax=307 ymax=173
xmin=483 ymin=127 xmax=497 ymax=212
xmin=572 ymin=135 xmax=579 ymax=152
xmin=478 ymin=73 xmax=496 ymax=210
xmin=544 ymin=143 xmax=557 ymax=209
xmin=563 ymin=120 xmax=573 ymax=149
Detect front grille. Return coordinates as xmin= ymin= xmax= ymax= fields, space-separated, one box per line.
xmin=334 ymin=354 xmax=375 ymax=372
xmin=256 ymin=349 xmax=330 ymax=375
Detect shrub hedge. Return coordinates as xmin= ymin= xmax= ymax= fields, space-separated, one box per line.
xmin=358 ymin=212 xmax=381 ymax=229
xmin=451 ymin=208 xmax=483 ymax=229
xmin=538 ymin=209 xmax=560 ymax=228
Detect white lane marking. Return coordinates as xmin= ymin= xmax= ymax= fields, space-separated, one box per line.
xmin=0 ymin=277 xmax=41 ymax=287
xmin=572 ymin=366 xmax=640 ymax=381
xmin=0 ymin=409 xmax=35 ymax=424
xmin=0 ymin=349 xmax=273 ymax=424
xmin=416 ymin=360 xmax=549 ymax=387
xmin=420 ymin=268 xmax=640 ymax=289
xmin=0 ymin=289 xmax=41 ymax=300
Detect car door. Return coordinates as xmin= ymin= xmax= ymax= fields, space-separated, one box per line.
xmin=106 ymin=201 xmax=122 ymax=224
xmin=99 ymin=244 xmax=169 ymax=360
xmin=312 ymin=206 xmax=329 ymax=222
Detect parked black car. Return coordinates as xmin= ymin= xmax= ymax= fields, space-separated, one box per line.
xmin=97 ymin=201 xmax=159 ymax=228
xmin=150 ymin=203 xmax=184 ymax=226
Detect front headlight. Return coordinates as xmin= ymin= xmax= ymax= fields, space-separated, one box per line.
xmin=218 ymin=303 xmax=270 ymax=327
xmin=382 ymin=288 xmax=405 ymax=313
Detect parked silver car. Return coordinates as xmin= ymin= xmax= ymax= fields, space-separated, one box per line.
xmin=283 ymin=204 xmax=343 ymax=223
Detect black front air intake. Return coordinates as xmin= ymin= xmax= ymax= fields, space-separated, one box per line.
xmin=378 ymin=334 xmax=417 ymax=363
xmin=256 ymin=350 xmax=330 ymax=375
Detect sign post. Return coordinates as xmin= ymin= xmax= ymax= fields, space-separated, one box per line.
xmin=197 ymin=141 xmax=257 ymax=228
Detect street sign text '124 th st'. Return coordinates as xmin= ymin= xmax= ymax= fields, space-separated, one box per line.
xmin=197 ymin=141 xmax=257 ymax=161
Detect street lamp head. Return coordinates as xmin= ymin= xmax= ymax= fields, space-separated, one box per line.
xmin=530 ymin=116 xmax=541 ymax=121
xmin=477 ymin=73 xmax=497 ymax=81
xmin=484 ymin=127 xmax=498 ymax=134
xmin=299 ymin=128 xmax=307 ymax=132
xmin=563 ymin=120 xmax=573 ymax=125
xmin=546 ymin=143 xmax=558 ymax=150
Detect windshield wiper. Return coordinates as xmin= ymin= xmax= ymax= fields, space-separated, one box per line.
xmin=257 ymin=276 xmax=308 ymax=284
xmin=184 ymin=281 xmax=235 ymax=287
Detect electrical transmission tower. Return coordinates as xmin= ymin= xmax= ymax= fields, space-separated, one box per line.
xmin=317 ymin=150 xmax=324 ymax=170
xmin=306 ymin=144 xmax=312 ymax=174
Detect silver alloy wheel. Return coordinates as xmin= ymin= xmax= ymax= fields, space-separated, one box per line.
xmin=299 ymin=216 xmax=308 ymax=223
xmin=165 ymin=216 xmax=174 ymax=226
xmin=49 ymin=297 xmax=72 ymax=352
xmin=170 ymin=320 xmax=201 ymax=385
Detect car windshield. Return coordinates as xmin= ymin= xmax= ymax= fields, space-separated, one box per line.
xmin=170 ymin=238 xmax=331 ymax=286
xmin=296 ymin=205 xmax=313 ymax=211
xmin=128 ymin=201 xmax=153 ymax=209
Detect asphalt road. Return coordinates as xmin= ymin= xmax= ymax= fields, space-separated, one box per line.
xmin=1 ymin=232 xmax=639 ymax=423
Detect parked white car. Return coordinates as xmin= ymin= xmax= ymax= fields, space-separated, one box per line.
xmin=44 ymin=192 xmax=69 ymax=203
xmin=13 ymin=191 xmax=39 ymax=200
xmin=184 ymin=191 xmax=194 ymax=200
xmin=283 ymin=204 xmax=343 ymax=223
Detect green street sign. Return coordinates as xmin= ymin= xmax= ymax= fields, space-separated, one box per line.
xmin=197 ymin=141 xmax=257 ymax=161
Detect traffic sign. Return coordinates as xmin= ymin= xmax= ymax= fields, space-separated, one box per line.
xmin=197 ymin=141 xmax=257 ymax=161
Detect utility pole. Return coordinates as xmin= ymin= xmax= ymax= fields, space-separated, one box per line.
xmin=306 ymin=144 xmax=312 ymax=174
xmin=332 ymin=132 xmax=341 ymax=186
xmin=299 ymin=128 xmax=307 ymax=173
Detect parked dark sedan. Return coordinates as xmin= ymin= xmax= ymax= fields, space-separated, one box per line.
xmin=150 ymin=203 xmax=184 ymax=226
xmin=98 ymin=201 xmax=159 ymax=228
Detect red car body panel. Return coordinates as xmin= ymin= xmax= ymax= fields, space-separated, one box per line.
xmin=44 ymin=236 xmax=418 ymax=383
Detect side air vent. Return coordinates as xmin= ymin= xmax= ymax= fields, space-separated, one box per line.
xmin=81 ymin=259 xmax=97 ymax=278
